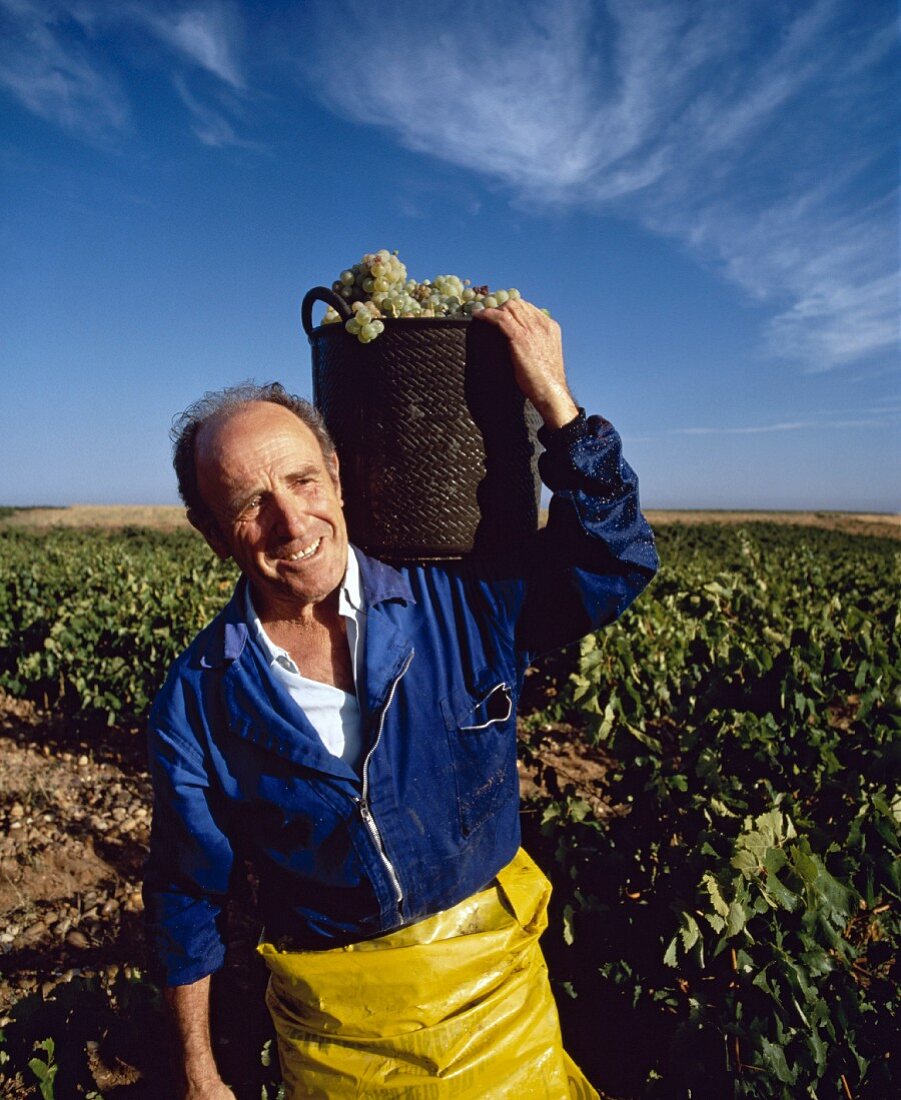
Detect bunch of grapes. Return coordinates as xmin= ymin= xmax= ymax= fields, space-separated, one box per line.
xmin=321 ymin=249 xmax=523 ymax=344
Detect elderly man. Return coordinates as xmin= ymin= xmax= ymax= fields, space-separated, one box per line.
xmin=144 ymin=300 xmax=658 ymax=1098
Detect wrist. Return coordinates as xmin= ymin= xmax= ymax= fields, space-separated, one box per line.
xmin=185 ymin=1065 xmax=221 ymax=1085
xmin=181 ymin=1068 xmax=228 ymax=1100
xmin=537 ymin=407 xmax=587 ymax=449
xmin=532 ymin=389 xmax=580 ymax=431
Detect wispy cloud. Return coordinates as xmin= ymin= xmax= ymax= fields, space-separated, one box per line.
xmin=0 ymin=0 xmax=129 ymax=140
xmin=659 ymin=180 xmax=898 ymax=373
xmin=674 ymin=418 xmax=892 ymax=436
xmin=120 ymin=0 xmax=245 ymax=88
xmin=672 ymin=399 xmax=901 ymax=437
xmin=676 ymin=422 xmax=814 ymax=436
xmin=303 ymin=0 xmax=898 ymax=370
xmin=0 ymin=0 xmax=248 ymax=145
xmin=171 ymin=73 xmax=253 ymax=148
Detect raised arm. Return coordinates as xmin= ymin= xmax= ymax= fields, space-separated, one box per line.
xmin=473 ymin=299 xmax=659 ymax=658
xmin=473 ymin=298 xmax=578 ymax=429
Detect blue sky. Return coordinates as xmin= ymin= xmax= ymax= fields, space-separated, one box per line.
xmin=0 ymin=0 xmax=898 ymax=511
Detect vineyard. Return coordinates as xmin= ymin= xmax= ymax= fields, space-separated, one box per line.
xmin=0 ymin=520 xmax=898 ymax=1098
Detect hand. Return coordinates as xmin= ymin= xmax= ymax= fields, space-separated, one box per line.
xmin=473 ymin=298 xmax=579 ymax=429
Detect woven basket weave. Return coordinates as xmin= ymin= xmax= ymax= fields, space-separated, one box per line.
xmin=302 ymin=287 xmax=541 ymax=562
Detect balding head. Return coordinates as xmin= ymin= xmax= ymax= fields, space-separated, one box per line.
xmin=185 ymin=398 xmax=348 ymax=619
xmin=171 ymin=382 xmax=335 ymax=530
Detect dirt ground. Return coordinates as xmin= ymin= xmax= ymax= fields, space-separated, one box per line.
xmin=0 ymin=695 xmax=148 ymax=1006
xmin=1 ymin=505 xmax=894 ymax=1093
xmin=0 ymin=689 xmax=608 ymax=1096
xmin=0 ymin=694 xmax=607 ymax=1011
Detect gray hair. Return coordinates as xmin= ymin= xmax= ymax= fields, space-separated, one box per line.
xmin=171 ymin=381 xmax=336 ymax=524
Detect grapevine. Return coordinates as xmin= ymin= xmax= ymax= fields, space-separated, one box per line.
xmin=0 ymin=520 xmax=896 ymax=1097
xmin=320 ymin=248 xmax=525 ymax=343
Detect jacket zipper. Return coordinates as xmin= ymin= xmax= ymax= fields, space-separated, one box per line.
xmin=358 ymin=648 xmax=414 ymax=909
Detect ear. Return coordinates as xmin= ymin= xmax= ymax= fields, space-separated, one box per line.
xmin=327 ymin=451 xmax=342 ymax=503
xmin=187 ymin=507 xmax=232 ymax=562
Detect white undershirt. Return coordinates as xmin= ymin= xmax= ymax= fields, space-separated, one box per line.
xmin=243 ymin=548 xmax=366 ymax=772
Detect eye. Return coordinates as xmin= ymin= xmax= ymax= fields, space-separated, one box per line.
xmin=237 ymin=495 xmax=262 ymax=519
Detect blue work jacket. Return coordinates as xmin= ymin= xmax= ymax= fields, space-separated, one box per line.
xmin=143 ymin=414 xmax=659 ymax=986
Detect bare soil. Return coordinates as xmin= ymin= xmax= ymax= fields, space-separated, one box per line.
xmin=0 ymin=690 xmax=607 ymax=1097
xmin=0 ymin=694 xmax=151 ymax=1008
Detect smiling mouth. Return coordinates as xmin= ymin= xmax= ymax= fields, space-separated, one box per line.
xmin=278 ymin=537 xmax=322 ymax=563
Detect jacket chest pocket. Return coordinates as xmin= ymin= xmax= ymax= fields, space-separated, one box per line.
xmin=441 ymin=678 xmax=517 ymax=837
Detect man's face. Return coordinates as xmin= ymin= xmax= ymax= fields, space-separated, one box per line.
xmin=193 ymin=402 xmax=348 ymax=619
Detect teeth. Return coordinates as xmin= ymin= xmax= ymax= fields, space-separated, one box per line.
xmin=285 ymin=537 xmax=321 ymax=562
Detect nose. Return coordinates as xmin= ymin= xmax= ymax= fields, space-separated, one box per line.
xmin=269 ymin=488 xmax=308 ymax=540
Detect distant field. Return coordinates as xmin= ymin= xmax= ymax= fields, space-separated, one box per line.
xmin=2 ymin=504 xmax=897 ymax=540
xmin=1 ymin=505 xmax=192 ymax=530
xmin=644 ymin=509 xmax=900 ymax=540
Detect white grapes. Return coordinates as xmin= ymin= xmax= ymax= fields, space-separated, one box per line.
xmin=320 ymin=249 xmax=524 ymax=344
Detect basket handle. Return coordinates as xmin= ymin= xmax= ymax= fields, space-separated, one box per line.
xmin=301 ymin=286 xmax=353 ymax=337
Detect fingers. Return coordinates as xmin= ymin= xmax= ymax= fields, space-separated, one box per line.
xmin=473 ymin=298 xmax=531 ymax=321
xmin=472 ymin=298 xmax=552 ymax=332
xmin=471 ymin=304 xmax=519 ymax=335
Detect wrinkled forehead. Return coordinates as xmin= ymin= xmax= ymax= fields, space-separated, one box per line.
xmin=196 ymin=402 xmax=330 ymax=495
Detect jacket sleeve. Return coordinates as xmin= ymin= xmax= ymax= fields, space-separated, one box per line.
xmin=142 ymin=688 xmax=238 ymax=987
xmin=510 ymin=410 xmax=659 ymax=659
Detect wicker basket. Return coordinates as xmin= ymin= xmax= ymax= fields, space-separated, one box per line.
xmin=302 ymin=286 xmax=541 ymax=562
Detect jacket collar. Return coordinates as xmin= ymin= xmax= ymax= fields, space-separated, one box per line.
xmin=196 ymin=546 xmax=414 ymax=670
xmin=356 ymin=547 xmax=415 ymax=608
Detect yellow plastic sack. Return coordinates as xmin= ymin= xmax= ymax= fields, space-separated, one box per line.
xmin=257 ymin=848 xmax=598 ymax=1099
